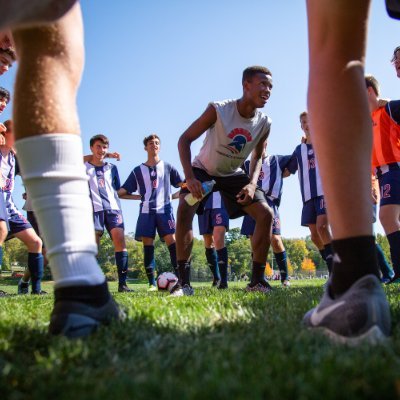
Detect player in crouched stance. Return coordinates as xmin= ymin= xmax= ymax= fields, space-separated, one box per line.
xmin=174 ymin=66 xmax=274 ymax=296
xmin=241 ymin=141 xmax=291 ymax=287
xmin=118 ymin=134 xmax=184 ymax=291
xmin=84 ymin=134 xmax=133 ymax=293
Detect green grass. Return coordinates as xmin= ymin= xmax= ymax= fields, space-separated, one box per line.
xmin=1 ymin=278 xmax=400 ymax=400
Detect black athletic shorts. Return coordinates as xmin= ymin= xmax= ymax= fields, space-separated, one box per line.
xmin=180 ymin=167 xmax=267 ymax=219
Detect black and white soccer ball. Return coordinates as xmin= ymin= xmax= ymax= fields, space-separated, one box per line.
xmin=157 ymin=272 xmax=178 ymax=291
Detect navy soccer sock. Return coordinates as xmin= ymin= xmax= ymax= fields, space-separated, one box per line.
xmin=0 ymin=246 xmax=3 ymax=273
xmin=376 ymin=243 xmax=393 ymax=280
xmin=28 ymin=253 xmax=44 ymax=294
xmin=115 ymin=251 xmax=128 ymax=286
xmin=143 ymin=245 xmax=156 ymax=286
xmin=217 ymin=247 xmax=228 ymax=285
xmin=250 ymin=261 xmax=266 ymax=285
xmin=205 ymin=248 xmax=220 ymax=282
xmin=324 ymin=243 xmax=333 ymax=275
xmin=274 ymin=251 xmax=288 ymax=282
xmin=178 ymin=260 xmax=191 ymax=286
xmin=387 ymin=231 xmax=400 ymax=276
xmin=330 ymin=236 xmax=379 ymax=297
xmin=168 ymin=243 xmax=180 ymax=277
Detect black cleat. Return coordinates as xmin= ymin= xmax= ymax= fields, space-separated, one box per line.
xmin=118 ymin=284 xmax=134 ymax=293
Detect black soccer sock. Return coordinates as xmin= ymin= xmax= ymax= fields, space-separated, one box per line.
xmin=330 ymin=236 xmax=379 ymax=297
xmin=250 ymin=261 xmax=266 ymax=285
xmin=54 ymin=280 xmax=110 ymax=307
xmin=205 ymin=248 xmax=220 ymax=281
xmin=115 ymin=251 xmax=128 ymax=286
xmin=168 ymin=243 xmax=179 ymax=278
xmin=387 ymin=231 xmax=400 ymax=276
xmin=324 ymin=243 xmax=333 ymax=275
xmin=144 ymin=245 xmax=156 ymax=286
xmin=274 ymin=251 xmax=288 ymax=282
xmin=217 ymin=247 xmax=228 ymax=285
xmin=178 ymin=260 xmax=191 ymax=286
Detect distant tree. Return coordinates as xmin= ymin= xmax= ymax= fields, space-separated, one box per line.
xmin=265 ymin=262 xmax=273 ymax=277
xmin=301 ymin=257 xmax=316 ymax=275
xmin=227 ymin=236 xmax=252 ymax=276
xmin=287 ymin=259 xmax=294 ymax=275
xmin=283 ymin=239 xmax=308 ymax=270
xmin=225 ymin=227 xmax=243 ymax=245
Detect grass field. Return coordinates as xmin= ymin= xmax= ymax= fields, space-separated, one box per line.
xmin=1 ymin=278 xmax=400 ymax=400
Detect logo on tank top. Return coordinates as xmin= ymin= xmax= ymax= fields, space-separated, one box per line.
xmin=221 ymin=128 xmax=252 ymax=154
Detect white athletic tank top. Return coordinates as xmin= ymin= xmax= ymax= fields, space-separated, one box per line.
xmin=192 ymin=99 xmax=271 ymax=177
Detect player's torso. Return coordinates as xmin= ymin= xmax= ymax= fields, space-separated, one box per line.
xmin=85 ymin=162 xmax=121 ymax=212
xmin=372 ymin=106 xmax=400 ymax=169
xmin=193 ymin=100 xmax=269 ymax=177
xmin=295 ymin=144 xmax=323 ymax=203
xmin=136 ymin=161 xmax=173 ymax=214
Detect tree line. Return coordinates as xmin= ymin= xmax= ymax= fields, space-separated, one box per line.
xmin=0 ymin=228 xmax=391 ymax=281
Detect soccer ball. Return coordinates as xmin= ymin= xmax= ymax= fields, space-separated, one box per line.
xmin=157 ymin=272 xmax=178 ymax=291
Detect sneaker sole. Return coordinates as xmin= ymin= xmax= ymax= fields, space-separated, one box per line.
xmin=311 ymin=324 xmax=389 ymax=347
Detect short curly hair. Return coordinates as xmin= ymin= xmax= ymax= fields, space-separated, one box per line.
xmin=0 ymin=47 xmax=16 ymax=62
xmin=143 ymin=134 xmax=160 ymax=146
xmin=242 ymin=66 xmax=272 ymax=84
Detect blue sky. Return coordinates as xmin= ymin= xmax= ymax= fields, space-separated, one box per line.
xmin=2 ymin=1 xmax=400 ymax=238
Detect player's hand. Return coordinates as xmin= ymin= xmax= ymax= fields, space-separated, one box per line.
xmin=0 ymin=123 xmax=6 ymax=134
xmin=106 ymin=151 xmax=121 ymax=161
xmin=186 ymin=177 xmax=204 ymax=200
xmin=0 ymin=134 xmax=5 ymax=146
xmin=236 ymin=183 xmax=256 ymax=205
xmin=371 ymin=186 xmax=378 ymax=204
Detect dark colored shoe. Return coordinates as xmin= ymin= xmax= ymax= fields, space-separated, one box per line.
xmin=49 ymin=295 xmax=125 ymax=338
xmin=245 ymin=280 xmax=273 ymax=293
xmin=385 ymin=274 xmax=400 ymax=285
xmin=32 ymin=290 xmax=48 ymax=295
xmin=217 ymin=282 xmax=228 ymax=290
xmin=118 ymin=284 xmax=134 ymax=293
xmin=0 ymin=290 xmax=8 ymax=297
xmin=303 ymin=274 xmax=390 ymax=345
xmin=212 ymin=279 xmax=221 ymax=288
xmin=170 ymin=283 xmax=183 ymax=297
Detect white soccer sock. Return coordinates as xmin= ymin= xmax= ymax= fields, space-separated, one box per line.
xmin=15 ymin=134 xmax=105 ymax=288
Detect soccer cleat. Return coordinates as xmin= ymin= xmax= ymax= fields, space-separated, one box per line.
xmin=217 ymin=282 xmax=228 ymax=290
xmin=212 ymin=279 xmax=221 ymax=288
xmin=182 ymin=284 xmax=194 ymax=296
xmin=245 ymin=280 xmax=273 ymax=293
xmin=49 ymin=295 xmax=125 ymax=338
xmin=282 ymin=280 xmax=291 ymax=288
xmin=147 ymin=284 xmax=157 ymax=292
xmin=303 ymin=274 xmax=391 ymax=345
xmin=18 ymin=279 xmax=29 ymax=295
xmin=118 ymin=284 xmax=134 ymax=293
xmin=169 ymin=283 xmax=184 ymax=297
xmin=0 ymin=290 xmax=8 ymax=297
xmin=385 ymin=273 xmax=400 ymax=285
xmin=32 ymin=290 xmax=48 ymax=295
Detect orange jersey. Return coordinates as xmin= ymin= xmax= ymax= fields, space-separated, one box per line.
xmin=371 ymin=104 xmax=400 ymax=169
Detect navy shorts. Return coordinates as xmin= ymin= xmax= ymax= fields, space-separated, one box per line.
xmin=135 ymin=211 xmax=176 ymax=241
xmin=301 ymin=196 xmax=326 ymax=226
xmin=198 ymin=207 xmax=229 ymax=235
xmin=94 ymin=209 xmax=124 ymax=235
xmin=7 ymin=209 xmax=32 ymax=236
xmin=0 ymin=193 xmax=8 ymax=230
xmin=378 ymin=170 xmax=400 ymax=207
xmin=240 ymin=198 xmax=281 ymax=236
xmin=180 ymin=167 xmax=267 ymax=219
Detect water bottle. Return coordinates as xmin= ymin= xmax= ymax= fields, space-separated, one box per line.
xmin=184 ymin=180 xmax=216 ymax=206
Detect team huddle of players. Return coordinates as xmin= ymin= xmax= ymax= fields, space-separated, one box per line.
xmin=0 ymin=60 xmax=397 ymax=297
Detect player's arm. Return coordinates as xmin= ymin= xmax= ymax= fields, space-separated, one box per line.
xmin=105 ymin=151 xmax=121 ymax=161
xmin=178 ymin=105 xmax=217 ymax=200
xmin=117 ymin=187 xmax=141 ymax=200
xmin=237 ymin=132 xmax=268 ymax=205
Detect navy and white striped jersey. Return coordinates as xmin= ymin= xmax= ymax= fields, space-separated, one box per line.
xmin=0 ymin=150 xmax=20 ymax=214
xmin=243 ymin=155 xmax=291 ymax=203
xmin=122 ymin=160 xmax=183 ymax=214
xmin=287 ymin=143 xmax=324 ymax=203
xmin=203 ymin=191 xmax=226 ymax=211
xmin=85 ymin=162 xmax=122 ymax=212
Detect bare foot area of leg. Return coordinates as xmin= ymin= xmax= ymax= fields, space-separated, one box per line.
xmin=0 ymin=0 xmax=77 ymax=31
